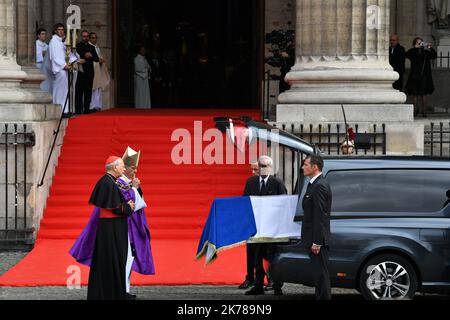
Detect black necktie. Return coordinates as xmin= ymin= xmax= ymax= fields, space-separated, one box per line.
xmin=260 ymin=179 xmax=268 ymax=195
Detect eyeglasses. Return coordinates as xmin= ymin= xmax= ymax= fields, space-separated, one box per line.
xmin=259 ymin=164 xmax=268 ymax=168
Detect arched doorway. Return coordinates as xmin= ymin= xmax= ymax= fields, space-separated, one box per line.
xmin=113 ymin=0 xmax=264 ymax=109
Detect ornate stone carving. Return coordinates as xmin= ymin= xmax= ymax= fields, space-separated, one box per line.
xmin=428 ymin=0 xmax=450 ymax=28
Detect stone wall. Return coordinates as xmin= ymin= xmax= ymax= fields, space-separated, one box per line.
xmin=0 ymin=109 xmax=66 ymax=246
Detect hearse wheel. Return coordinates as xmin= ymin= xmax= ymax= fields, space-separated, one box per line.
xmin=360 ymin=254 xmax=418 ymax=300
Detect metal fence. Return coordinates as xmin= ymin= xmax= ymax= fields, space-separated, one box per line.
xmin=269 ymin=123 xmax=387 ymax=194
xmin=262 ymin=70 xmax=279 ymax=121
xmin=273 ymin=123 xmax=387 ymax=155
xmin=425 ymin=122 xmax=450 ymax=158
xmin=1 ymin=124 xmax=35 ymax=247
xmin=433 ymin=51 xmax=450 ymax=68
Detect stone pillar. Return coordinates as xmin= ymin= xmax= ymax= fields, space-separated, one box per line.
xmin=280 ymin=0 xmax=406 ymax=105
xmin=0 ymin=0 xmax=66 ymax=246
xmin=276 ymin=0 xmax=423 ymax=155
xmin=0 ymin=0 xmax=27 ymax=100
xmin=0 ymin=0 xmax=53 ymax=106
xmin=16 ymin=0 xmax=53 ymax=103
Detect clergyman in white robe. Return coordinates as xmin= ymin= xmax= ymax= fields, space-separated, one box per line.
xmin=134 ymin=54 xmax=152 ymax=109
xmin=43 ymin=34 xmax=77 ymax=113
xmin=90 ymin=43 xmax=110 ymax=111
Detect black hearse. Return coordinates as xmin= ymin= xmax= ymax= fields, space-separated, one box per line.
xmin=272 ymin=157 xmax=450 ymax=300
xmin=215 ymin=117 xmax=450 ymax=300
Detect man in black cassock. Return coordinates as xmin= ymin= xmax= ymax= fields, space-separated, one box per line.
xmin=87 ymin=156 xmax=135 ymax=300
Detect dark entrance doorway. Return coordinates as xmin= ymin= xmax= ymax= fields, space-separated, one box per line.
xmin=113 ymin=0 xmax=264 ymax=109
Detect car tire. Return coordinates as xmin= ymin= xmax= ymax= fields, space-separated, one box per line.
xmin=359 ymin=254 xmax=418 ymax=300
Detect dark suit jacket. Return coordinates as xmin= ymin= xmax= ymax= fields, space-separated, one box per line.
xmin=389 ymin=45 xmax=406 ymax=74
xmin=243 ymin=176 xmax=287 ymax=196
xmin=389 ymin=45 xmax=406 ymax=90
xmin=301 ymin=175 xmax=332 ymax=248
xmin=76 ymin=42 xmax=99 ymax=77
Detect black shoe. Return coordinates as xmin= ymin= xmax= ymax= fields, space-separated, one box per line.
xmin=238 ymin=279 xmax=253 ymax=290
xmin=422 ymin=113 xmax=427 ymax=118
xmin=245 ymin=286 xmax=265 ymax=296
xmin=264 ymin=284 xmax=274 ymax=291
xmin=274 ymin=288 xmax=283 ymax=296
xmin=125 ymin=293 xmax=137 ymax=300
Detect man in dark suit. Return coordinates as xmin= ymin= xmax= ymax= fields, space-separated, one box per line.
xmin=389 ymin=34 xmax=406 ymax=91
xmin=76 ymin=30 xmax=101 ymax=114
xmin=242 ymin=156 xmax=287 ymax=296
xmin=302 ymin=155 xmax=332 ymax=300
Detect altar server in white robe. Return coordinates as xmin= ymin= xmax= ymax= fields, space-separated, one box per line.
xmin=89 ymin=32 xmax=109 ymax=112
xmin=46 ymin=23 xmax=79 ymax=114
xmin=38 ymin=28 xmax=53 ymax=94
xmin=36 ymin=28 xmax=48 ymax=71
xmin=134 ymin=46 xmax=152 ymax=109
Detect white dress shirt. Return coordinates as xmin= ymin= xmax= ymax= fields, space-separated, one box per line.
xmin=309 ymin=173 xmax=322 ymax=185
xmin=259 ymin=176 xmax=269 ymax=190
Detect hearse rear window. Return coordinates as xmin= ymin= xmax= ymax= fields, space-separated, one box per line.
xmin=326 ymin=170 xmax=450 ymax=213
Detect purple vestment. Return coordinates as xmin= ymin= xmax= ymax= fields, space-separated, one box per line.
xmin=69 ymin=179 xmax=155 ymax=275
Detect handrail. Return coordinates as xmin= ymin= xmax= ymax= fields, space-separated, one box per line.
xmin=38 ymin=69 xmax=74 ymax=187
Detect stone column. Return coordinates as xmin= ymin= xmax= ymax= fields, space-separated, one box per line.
xmin=0 ymin=0 xmax=53 ymax=106
xmin=280 ymin=0 xmax=406 ymax=106
xmin=0 ymin=0 xmax=27 ymax=102
xmin=16 ymin=0 xmax=53 ymax=103
xmin=276 ymin=0 xmax=423 ymax=155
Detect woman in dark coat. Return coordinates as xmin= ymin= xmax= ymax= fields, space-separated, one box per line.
xmin=405 ymin=37 xmax=437 ymax=118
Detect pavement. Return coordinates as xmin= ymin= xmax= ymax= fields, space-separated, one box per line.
xmin=0 ymin=251 xmax=448 ymax=300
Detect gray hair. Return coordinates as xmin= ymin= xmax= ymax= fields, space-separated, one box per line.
xmin=258 ymin=156 xmax=273 ymax=176
xmin=105 ymin=159 xmax=121 ymax=172
xmin=258 ymin=155 xmax=273 ymax=167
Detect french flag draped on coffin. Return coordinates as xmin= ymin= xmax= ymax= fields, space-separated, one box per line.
xmin=196 ymin=195 xmax=300 ymax=265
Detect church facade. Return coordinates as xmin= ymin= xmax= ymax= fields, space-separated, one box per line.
xmin=0 ymin=0 xmax=447 ymax=247
xmin=12 ymin=0 xmax=445 ymax=109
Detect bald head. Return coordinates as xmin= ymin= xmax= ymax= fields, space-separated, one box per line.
xmin=390 ymin=34 xmax=400 ymax=47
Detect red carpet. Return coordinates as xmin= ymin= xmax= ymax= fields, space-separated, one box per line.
xmin=0 ymin=108 xmax=260 ymax=287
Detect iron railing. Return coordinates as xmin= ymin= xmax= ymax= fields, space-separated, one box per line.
xmin=38 ymin=67 xmax=74 ymax=187
xmin=273 ymin=123 xmax=387 ymax=156
xmin=1 ymin=124 xmax=35 ymax=246
xmin=262 ymin=70 xmax=278 ymax=121
xmin=425 ymin=122 xmax=450 ymax=158
xmin=269 ymin=123 xmax=387 ymax=194
xmin=432 ymin=51 xmax=450 ymax=68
